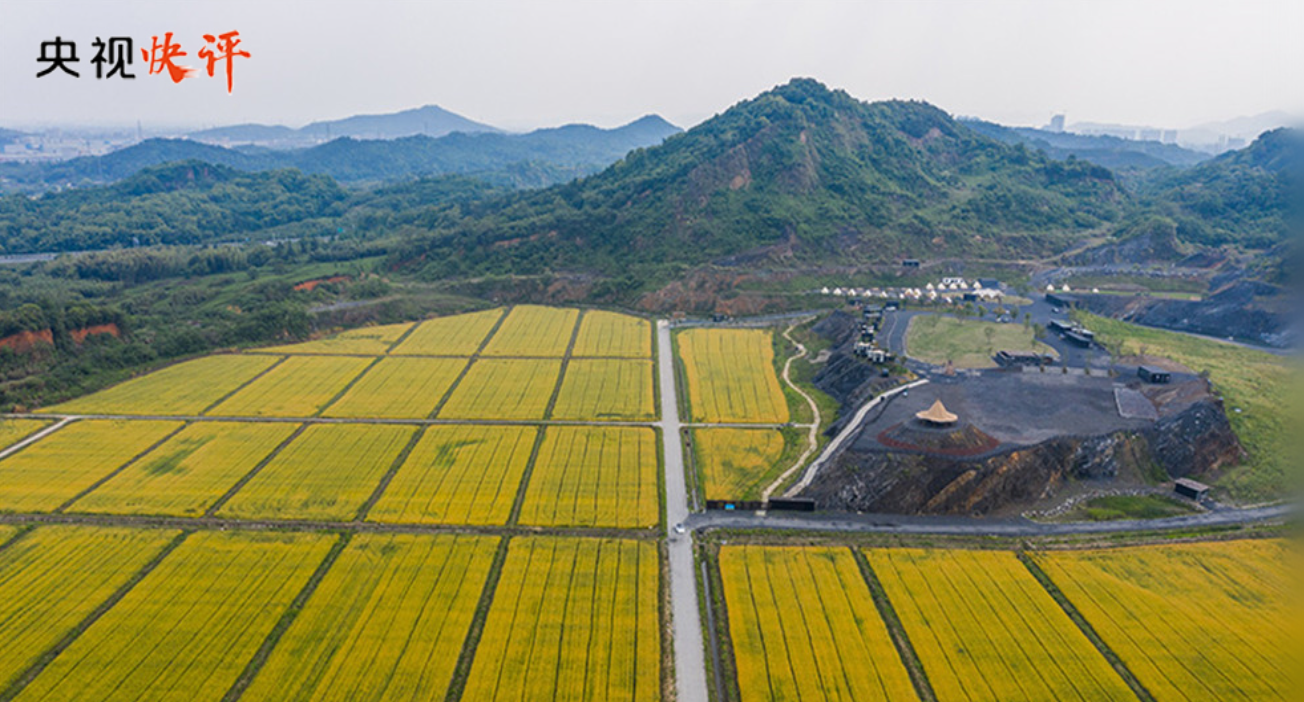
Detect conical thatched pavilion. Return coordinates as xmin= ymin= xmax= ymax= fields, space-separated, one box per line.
xmin=915 ymin=399 xmax=958 ymax=426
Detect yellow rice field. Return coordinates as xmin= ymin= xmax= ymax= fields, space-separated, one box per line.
xmin=677 ymin=328 xmax=789 ymax=424
xmin=322 ymin=356 xmax=468 ymax=419
xmin=14 ymin=530 xmax=333 ymax=702
xmin=0 ymin=526 xmax=179 ymax=690
xmin=693 ymin=428 xmax=788 ymax=500
xmin=1036 ymin=539 xmax=1291 ymax=701
xmin=0 ymin=419 xmax=182 ymax=513
xmin=720 ymin=546 xmax=918 ymax=702
xmin=551 ymin=359 xmax=656 ymax=421
xmin=480 ymin=305 xmax=579 ymax=357
xmin=368 ymin=425 xmax=536 ymax=526
xmin=242 ymin=533 xmax=499 ymax=702
xmin=207 ymin=355 xmax=374 ymax=417
xmin=219 ymin=423 xmax=416 ymax=521
xmin=867 ymin=548 xmax=1134 ymax=702
xmin=0 ymin=419 xmax=52 ymax=452
xmin=44 ymin=354 xmax=280 ymax=415
xmin=572 ymin=311 xmax=652 ymax=358
xmin=259 ymin=322 xmax=415 ymax=355
xmin=390 ymin=308 xmax=504 ymax=356
xmin=518 ymin=426 xmax=659 ymax=529
xmin=462 ymin=536 xmax=660 ymax=702
xmin=70 ymin=422 xmax=296 ymax=517
xmin=438 ymin=358 xmax=561 ymax=420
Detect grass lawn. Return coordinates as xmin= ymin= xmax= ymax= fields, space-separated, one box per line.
xmin=907 ymin=314 xmax=1054 ymax=368
xmin=1055 ymin=494 xmax=1200 ymax=522
xmin=1083 ymin=313 xmax=1296 ymax=502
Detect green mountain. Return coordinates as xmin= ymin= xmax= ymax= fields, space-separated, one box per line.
xmin=0 ymin=116 xmax=680 ymax=193
xmin=1136 ymin=127 xmax=1300 ymax=249
xmin=392 ymin=78 xmax=1128 ymax=278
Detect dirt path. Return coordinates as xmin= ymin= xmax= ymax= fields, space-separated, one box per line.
xmin=761 ymin=319 xmax=821 ymax=502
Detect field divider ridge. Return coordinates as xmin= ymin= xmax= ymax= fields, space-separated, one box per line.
xmin=850 ymin=547 xmax=938 ymax=702
xmin=1016 ymin=550 xmax=1154 ymax=702
xmin=427 ymin=306 xmax=511 ymax=419
xmin=443 ymin=534 xmax=512 ymax=702
xmin=384 ymin=320 xmax=422 ymax=353
xmin=0 ymin=525 xmax=35 ymax=559
xmin=199 ymin=355 xmax=288 ymax=415
xmin=506 ymin=426 xmax=549 ymax=526
xmin=203 ymin=423 xmax=310 ymax=517
xmin=0 ymin=529 xmax=193 ymax=702
xmin=542 ymin=309 xmax=586 ymax=421
xmin=56 ymin=421 xmax=193 ymax=514
xmin=222 ymin=532 xmax=353 ymax=702
xmin=353 ymin=425 xmax=428 ymax=522
xmin=314 ymin=356 xmax=384 ymax=417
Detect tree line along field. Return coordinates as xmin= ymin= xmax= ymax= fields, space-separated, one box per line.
xmin=713 ymin=539 xmax=1290 ymax=702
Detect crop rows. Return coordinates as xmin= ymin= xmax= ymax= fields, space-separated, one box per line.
xmin=572 ymin=311 xmax=652 ymax=358
xmin=720 ymin=546 xmax=918 ymax=702
xmin=69 ymin=421 xmax=296 ymax=517
xmin=866 ymin=548 xmax=1135 ymax=701
xmin=368 ymin=425 xmax=537 ymax=526
xmin=693 ymin=427 xmax=788 ymax=500
xmin=463 ymin=536 xmax=660 ymax=702
xmin=391 ymin=308 xmax=504 ymax=356
xmin=439 ymin=358 xmax=562 ymax=420
xmin=1035 ymin=539 xmax=1290 ymax=701
xmin=208 ymin=355 xmax=374 ymax=418
xmin=677 ymin=328 xmax=789 ymax=424
xmin=260 ymin=322 xmax=414 ymax=355
xmin=0 ymin=419 xmax=182 ymax=513
xmin=518 ymin=426 xmax=660 ymax=529
xmin=481 ymin=305 xmax=579 ymax=357
xmin=0 ymin=526 xmax=179 ymax=690
xmin=0 ymin=420 xmax=50 ymax=453
xmin=13 ymin=530 xmax=335 ymax=702
xmin=241 ymin=533 xmax=499 ymax=702
xmin=218 ymin=423 xmax=417 ymax=521
xmin=551 ymin=359 xmax=656 ymax=421
xmin=322 ymin=356 xmax=468 ymax=419
xmin=43 ymin=354 xmax=280 ymax=416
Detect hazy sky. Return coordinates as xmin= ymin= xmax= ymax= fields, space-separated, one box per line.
xmin=2 ymin=0 xmax=1301 ymax=132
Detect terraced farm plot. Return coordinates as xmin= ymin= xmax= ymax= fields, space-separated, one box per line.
xmin=43 ymin=354 xmax=280 ymax=415
xmin=219 ymin=423 xmax=416 ymax=521
xmin=463 ymin=537 xmax=660 ymax=702
xmin=0 ymin=526 xmax=180 ymax=690
xmin=677 ymin=328 xmax=789 ymax=423
xmin=368 ymin=425 xmax=536 ymax=526
xmin=866 ymin=548 xmax=1134 ymax=702
xmin=719 ymin=546 xmax=918 ymax=702
xmin=242 ymin=534 xmax=498 ymax=702
xmin=480 ymin=305 xmax=579 ymax=357
xmin=518 ymin=426 xmax=659 ymax=529
xmin=438 ymin=358 xmax=561 ymax=421
xmin=13 ymin=530 xmax=333 ymax=702
xmin=322 ymin=357 xmax=468 ymax=419
xmin=0 ymin=419 xmax=52 ymax=452
xmin=1036 ymin=539 xmax=1291 ymax=701
xmin=573 ymin=311 xmax=652 ymax=358
xmin=0 ymin=419 xmax=182 ymax=513
xmin=70 ymin=422 xmax=296 ymax=517
xmin=693 ymin=427 xmax=789 ymax=500
xmin=207 ymin=355 xmax=374 ymax=417
xmin=551 ymin=359 xmax=656 ymax=421
xmin=259 ymin=322 xmax=414 ymax=355
xmin=391 ymin=308 xmax=504 ymax=356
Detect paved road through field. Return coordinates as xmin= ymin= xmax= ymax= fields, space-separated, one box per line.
xmin=657 ymin=320 xmax=709 ymax=702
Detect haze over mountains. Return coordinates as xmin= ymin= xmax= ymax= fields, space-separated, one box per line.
xmin=188 ymin=104 xmax=502 ymax=146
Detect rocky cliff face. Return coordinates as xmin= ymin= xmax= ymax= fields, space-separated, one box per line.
xmin=800 ymin=395 xmax=1242 ymax=516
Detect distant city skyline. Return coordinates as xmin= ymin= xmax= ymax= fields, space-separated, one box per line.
xmin=2 ymin=0 xmax=1301 ymax=135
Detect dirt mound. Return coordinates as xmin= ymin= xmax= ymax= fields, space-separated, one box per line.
xmin=876 ymin=422 xmax=1001 ymax=457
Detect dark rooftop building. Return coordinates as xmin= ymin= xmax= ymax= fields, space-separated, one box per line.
xmin=1137 ymin=366 xmax=1172 ymax=384
xmin=1174 ymin=478 xmax=1210 ymax=501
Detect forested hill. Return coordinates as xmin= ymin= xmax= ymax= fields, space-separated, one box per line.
xmin=391 ymin=78 xmax=1129 ymax=278
xmin=0 ymin=115 xmax=681 ymax=192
